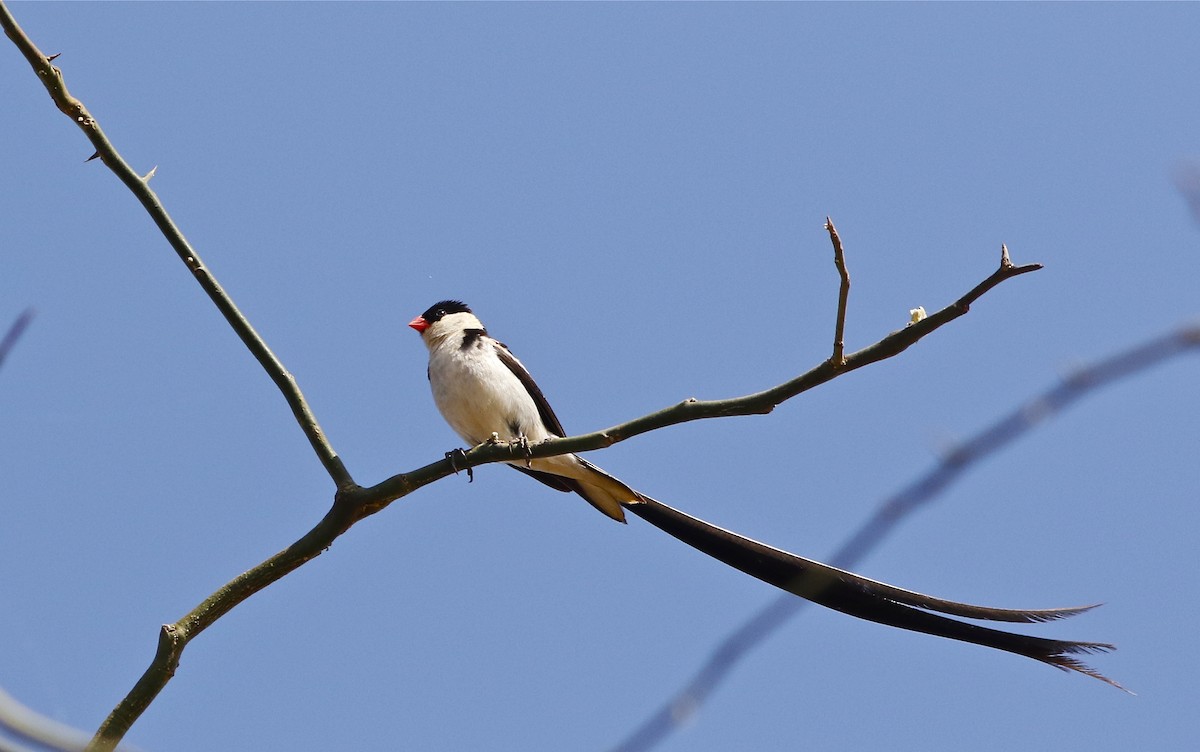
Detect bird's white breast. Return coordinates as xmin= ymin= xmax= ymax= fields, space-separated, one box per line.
xmin=427 ymin=335 xmax=549 ymax=447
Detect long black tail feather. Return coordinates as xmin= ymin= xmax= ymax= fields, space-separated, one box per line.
xmin=625 ymin=495 xmax=1125 ymax=691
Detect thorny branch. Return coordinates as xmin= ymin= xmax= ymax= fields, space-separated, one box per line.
xmin=0 ymin=2 xmax=351 ymax=491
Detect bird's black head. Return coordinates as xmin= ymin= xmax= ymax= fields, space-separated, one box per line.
xmin=420 ymin=300 xmax=472 ymax=324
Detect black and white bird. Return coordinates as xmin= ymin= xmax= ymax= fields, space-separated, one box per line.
xmin=408 ymin=299 xmax=636 ymax=523
xmin=409 ymin=299 xmax=1119 ymax=688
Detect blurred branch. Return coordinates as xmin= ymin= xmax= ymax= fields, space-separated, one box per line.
xmin=611 ymin=322 xmax=1200 ymax=752
xmin=0 ymin=309 xmax=34 ymax=374
xmin=1173 ymin=159 xmax=1200 ymax=225
xmin=0 ymin=684 xmax=89 ymax=752
xmin=0 ymin=319 xmax=58 ymax=752
xmin=826 ymin=218 xmax=851 ymax=365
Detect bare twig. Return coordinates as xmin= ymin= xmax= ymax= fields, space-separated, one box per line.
xmin=826 ymin=218 xmax=850 ymax=366
xmin=611 ymin=322 xmax=1200 ymax=752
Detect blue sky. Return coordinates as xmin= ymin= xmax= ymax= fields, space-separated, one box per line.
xmin=3 ymin=3 xmax=1198 ymax=751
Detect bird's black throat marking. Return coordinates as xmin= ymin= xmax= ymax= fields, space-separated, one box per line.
xmin=461 ymin=328 xmax=487 ymax=350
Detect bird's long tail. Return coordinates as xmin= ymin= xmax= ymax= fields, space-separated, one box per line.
xmin=514 ymin=455 xmax=639 ymax=523
xmin=623 ymin=495 xmax=1125 ymax=690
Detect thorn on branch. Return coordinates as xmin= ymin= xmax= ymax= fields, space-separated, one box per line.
xmin=86 ymin=151 xmax=100 ymax=162
xmin=143 ymin=165 xmax=158 ymax=182
xmin=950 ymin=246 xmax=1042 ymax=316
xmin=46 ymin=52 xmax=60 ymax=62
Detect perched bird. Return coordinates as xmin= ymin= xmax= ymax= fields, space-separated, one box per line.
xmin=407 ymin=299 xmax=636 ymax=522
xmin=409 ymin=300 xmax=1120 ymax=688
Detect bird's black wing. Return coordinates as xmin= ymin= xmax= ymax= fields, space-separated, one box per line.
xmin=509 ymin=464 xmax=575 ymax=492
xmin=625 ymin=495 xmax=1122 ymax=689
xmin=492 ymin=340 xmax=568 ymax=438
xmin=491 ymin=340 xmax=585 ymax=493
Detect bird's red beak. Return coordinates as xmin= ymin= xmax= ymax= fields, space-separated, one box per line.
xmin=408 ymin=316 xmax=430 ymax=333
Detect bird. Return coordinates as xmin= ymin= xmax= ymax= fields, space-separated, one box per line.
xmin=408 ymin=299 xmax=1120 ymax=689
xmin=408 ymin=299 xmax=636 ymax=522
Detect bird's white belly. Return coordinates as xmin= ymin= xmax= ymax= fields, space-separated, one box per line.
xmin=428 ymin=346 xmax=547 ymax=447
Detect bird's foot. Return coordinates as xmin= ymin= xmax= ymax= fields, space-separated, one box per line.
xmin=510 ymin=435 xmax=533 ymax=467
xmin=445 ymin=448 xmax=473 ymax=483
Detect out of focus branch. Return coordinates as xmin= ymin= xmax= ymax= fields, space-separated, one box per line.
xmin=0 ymin=309 xmax=34 ymax=374
xmin=1173 ymin=160 xmax=1200 ymax=225
xmin=611 ymin=322 xmax=1200 ymax=752
xmin=0 ymin=686 xmax=96 ymax=752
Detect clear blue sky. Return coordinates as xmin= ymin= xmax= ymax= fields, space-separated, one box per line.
xmin=3 ymin=3 xmax=1198 ymax=751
